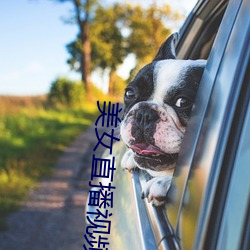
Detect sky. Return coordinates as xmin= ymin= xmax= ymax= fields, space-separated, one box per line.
xmin=0 ymin=0 xmax=197 ymax=96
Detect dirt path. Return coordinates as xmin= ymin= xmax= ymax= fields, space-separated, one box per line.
xmin=0 ymin=124 xmax=106 ymax=250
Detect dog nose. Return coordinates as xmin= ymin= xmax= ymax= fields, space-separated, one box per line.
xmin=135 ymin=109 xmax=159 ymax=129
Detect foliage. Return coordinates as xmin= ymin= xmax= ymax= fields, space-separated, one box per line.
xmin=66 ymin=37 xmax=82 ymax=72
xmin=66 ymin=3 xmax=127 ymax=96
xmin=54 ymin=1 xmax=178 ymax=98
xmin=65 ymin=3 xmax=174 ymax=94
xmin=109 ymin=71 xmax=126 ymax=98
xmin=90 ymin=4 xmax=126 ymax=72
xmin=0 ymin=96 xmax=99 ymax=230
xmin=53 ymin=0 xmax=99 ymax=94
xmin=124 ymin=4 xmax=172 ymax=65
xmin=48 ymin=77 xmax=85 ymax=108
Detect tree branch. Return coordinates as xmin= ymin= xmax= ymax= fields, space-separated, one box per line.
xmin=73 ymin=0 xmax=84 ymax=34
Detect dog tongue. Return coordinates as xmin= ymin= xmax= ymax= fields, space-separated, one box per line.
xmin=130 ymin=143 xmax=163 ymax=155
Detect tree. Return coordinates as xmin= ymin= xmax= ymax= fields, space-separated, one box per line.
xmin=67 ymin=4 xmax=127 ymax=95
xmin=54 ymin=0 xmax=98 ymax=96
xmin=65 ymin=2 xmax=174 ymax=94
xmin=124 ymin=4 xmax=172 ymax=68
xmin=90 ymin=4 xmax=127 ymax=95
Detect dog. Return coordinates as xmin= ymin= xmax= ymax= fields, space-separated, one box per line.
xmin=120 ymin=33 xmax=206 ymax=206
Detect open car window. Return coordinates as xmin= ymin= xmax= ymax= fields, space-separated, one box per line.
xmin=124 ymin=0 xmax=232 ymax=248
xmin=167 ymin=0 xmax=229 ymax=230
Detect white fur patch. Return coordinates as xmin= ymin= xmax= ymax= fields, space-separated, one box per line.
xmin=142 ymin=175 xmax=173 ymax=206
xmin=121 ymin=149 xmax=135 ymax=171
xmin=120 ymin=122 xmax=134 ymax=144
xmin=153 ymin=121 xmax=183 ymax=154
xmin=152 ymin=59 xmax=206 ymax=104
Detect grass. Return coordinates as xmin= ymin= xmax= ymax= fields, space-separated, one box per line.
xmin=0 ymin=95 xmax=100 ymax=230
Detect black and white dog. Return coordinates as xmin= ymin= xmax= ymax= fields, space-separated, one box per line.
xmin=120 ymin=33 xmax=206 ymax=206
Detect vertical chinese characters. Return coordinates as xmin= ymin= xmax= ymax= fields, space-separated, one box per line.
xmin=84 ymin=101 xmax=122 ymax=250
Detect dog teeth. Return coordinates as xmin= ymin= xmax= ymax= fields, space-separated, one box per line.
xmin=151 ymin=154 xmax=160 ymax=157
xmin=135 ymin=152 xmax=162 ymax=159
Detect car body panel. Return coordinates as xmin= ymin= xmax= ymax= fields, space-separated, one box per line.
xmin=86 ymin=143 xmax=144 ymax=250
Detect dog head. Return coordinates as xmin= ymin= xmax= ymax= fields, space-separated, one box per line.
xmin=120 ymin=33 xmax=206 ymax=174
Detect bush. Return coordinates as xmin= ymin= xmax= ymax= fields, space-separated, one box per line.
xmin=48 ymin=77 xmax=85 ymax=108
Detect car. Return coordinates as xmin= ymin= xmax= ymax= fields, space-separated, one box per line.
xmin=85 ymin=0 xmax=250 ymax=249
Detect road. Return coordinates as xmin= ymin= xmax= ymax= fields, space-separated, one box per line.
xmin=0 ymin=124 xmax=107 ymax=250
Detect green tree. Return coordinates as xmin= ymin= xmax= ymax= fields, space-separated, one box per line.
xmin=124 ymin=4 xmax=172 ymax=68
xmin=65 ymin=3 xmax=174 ymax=94
xmin=90 ymin=4 xmax=126 ymax=95
xmin=53 ymin=0 xmax=98 ymax=96
xmin=67 ymin=4 xmax=127 ymax=95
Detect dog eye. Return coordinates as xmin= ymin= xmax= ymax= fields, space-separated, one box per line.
xmin=175 ymin=97 xmax=192 ymax=108
xmin=125 ymin=89 xmax=136 ymax=100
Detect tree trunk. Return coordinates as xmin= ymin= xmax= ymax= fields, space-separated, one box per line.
xmin=81 ymin=21 xmax=91 ymax=97
xmin=73 ymin=0 xmax=92 ymax=97
xmin=108 ymin=70 xmax=115 ymax=96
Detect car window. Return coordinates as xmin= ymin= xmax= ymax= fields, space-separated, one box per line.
xmin=166 ymin=0 xmax=230 ymax=232
xmin=121 ymin=0 xmax=232 ymax=249
xmin=118 ymin=0 xmax=231 ymax=249
xmin=177 ymin=0 xmax=228 ymax=60
xmin=166 ymin=0 xmax=250 ymax=249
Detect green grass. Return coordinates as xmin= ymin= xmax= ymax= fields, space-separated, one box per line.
xmin=0 ymin=99 xmax=99 ymax=230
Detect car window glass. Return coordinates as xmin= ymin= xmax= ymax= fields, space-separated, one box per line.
xmin=165 ymin=0 xmax=245 ymax=248
xmin=216 ymin=99 xmax=250 ymax=249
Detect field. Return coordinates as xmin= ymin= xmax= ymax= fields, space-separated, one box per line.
xmin=0 ymin=95 xmax=99 ymax=229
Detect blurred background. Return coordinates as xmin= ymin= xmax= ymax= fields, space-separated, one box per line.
xmin=0 ymin=0 xmax=196 ymax=230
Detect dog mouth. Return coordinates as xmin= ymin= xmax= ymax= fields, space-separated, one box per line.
xmin=129 ymin=143 xmax=178 ymax=165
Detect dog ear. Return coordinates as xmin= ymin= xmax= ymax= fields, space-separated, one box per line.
xmin=153 ymin=32 xmax=179 ymax=61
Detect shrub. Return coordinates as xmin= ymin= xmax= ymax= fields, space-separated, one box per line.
xmin=48 ymin=77 xmax=85 ymax=108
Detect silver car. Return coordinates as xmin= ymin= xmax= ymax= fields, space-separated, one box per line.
xmin=86 ymin=0 xmax=250 ymax=249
